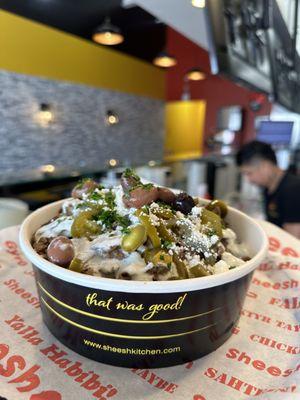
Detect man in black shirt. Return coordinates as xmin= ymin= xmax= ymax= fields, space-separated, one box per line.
xmin=236 ymin=141 xmax=300 ymax=239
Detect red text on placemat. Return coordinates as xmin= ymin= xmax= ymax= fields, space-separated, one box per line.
xmin=252 ymin=277 xmax=299 ymax=291
xmin=203 ymin=367 xmax=297 ymax=396
xmin=226 ymin=347 xmax=300 ymax=377
xmin=0 ymin=342 xmax=61 ymax=399
xmin=40 ymin=344 xmax=118 ymax=399
xmin=131 ymin=368 xmax=178 ymax=394
xmin=5 ymin=315 xmax=44 ymax=346
xmin=249 ymin=334 xmax=300 ymax=355
xmin=268 ymin=237 xmax=299 ymax=257
xmin=241 ymin=307 xmax=300 ymax=332
xmin=3 ymin=313 xmax=118 ymax=400
xmin=3 ymin=241 xmax=28 ymax=266
xmin=3 ymin=279 xmax=40 ymax=308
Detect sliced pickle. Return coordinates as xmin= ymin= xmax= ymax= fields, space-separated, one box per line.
xmin=189 ymin=264 xmax=210 ymax=277
xmin=152 ymin=250 xmax=172 ymax=266
xmin=151 ymin=207 xmax=174 ymax=220
xmin=201 ymin=209 xmax=223 ymax=237
xmin=69 ymin=258 xmax=84 ymax=272
xmin=71 ymin=210 xmax=101 ymax=239
xmin=173 ymin=253 xmax=188 ymax=279
xmin=157 ymin=223 xmax=176 ymax=243
xmin=206 ymin=199 xmax=228 ymax=218
xmin=143 ymin=248 xmax=160 ymax=264
xmin=135 ymin=209 xmax=161 ymax=248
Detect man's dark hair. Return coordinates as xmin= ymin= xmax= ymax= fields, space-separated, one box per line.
xmin=236 ymin=140 xmax=277 ymax=166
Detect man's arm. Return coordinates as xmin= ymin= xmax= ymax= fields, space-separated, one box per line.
xmin=282 ymin=223 xmax=300 ymax=239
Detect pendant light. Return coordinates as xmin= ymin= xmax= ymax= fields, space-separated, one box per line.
xmin=185 ymin=67 xmax=206 ymax=81
xmin=191 ymin=0 xmax=206 ymax=8
xmin=92 ymin=17 xmax=124 ymax=46
xmin=153 ymin=50 xmax=177 ymax=68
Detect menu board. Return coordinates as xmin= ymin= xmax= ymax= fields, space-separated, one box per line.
xmin=207 ymin=0 xmax=273 ymax=94
xmin=207 ymin=0 xmax=300 ymax=113
xmin=267 ymin=0 xmax=298 ymax=112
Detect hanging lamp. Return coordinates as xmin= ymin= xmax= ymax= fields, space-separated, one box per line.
xmin=92 ymin=17 xmax=124 ymax=46
xmin=153 ymin=50 xmax=177 ymax=68
xmin=185 ymin=67 xmax=206 ymax=81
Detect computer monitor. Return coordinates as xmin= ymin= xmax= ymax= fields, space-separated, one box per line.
xmin=256 ymin=121 xmax=294 ymax=145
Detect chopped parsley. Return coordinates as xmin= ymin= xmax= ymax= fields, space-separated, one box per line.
xmin=104 ymin=191 xmax=115 ymax=209
xmin=129 ymin=182 xmax=154 ymax=193
xmin=161 ymin=239 xmax=173 ymax=249
xmin=123 ymin=168 xmax=140 ymax=181
xmin=88 ymin=191 xmax=103 ymax=202
xmin=96 ymin=209 xmax=131 ymax=232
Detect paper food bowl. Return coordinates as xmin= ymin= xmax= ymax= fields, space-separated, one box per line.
xmin=19 ymin=199 xmax=268 ymax=368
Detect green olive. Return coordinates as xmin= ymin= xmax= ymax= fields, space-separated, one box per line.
xmin=201 ymin=209 xmax=223 ymax=237
xmin=69 ymin=258 xmax=84 ymax=272
xmin=121 ymin=224 xmax=147 ymax=252
xmin=71 ymin=211 xmax=101 ymax=239
xmin=189 ymin=264 xmax=210 ymax=277
xmin=135 ymin=209 xmax=161 ymax=248
xmin=206 ymin=199 xmax=228 ymax=218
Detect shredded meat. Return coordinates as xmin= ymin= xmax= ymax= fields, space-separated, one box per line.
xmin=147 ymin=265 xmax=170 ymax=278
xmin=107 ymin=246 xmax=126 ymax=260
xmin=216 ymin=242 xmax=226 ymax=256
xmin=32 ymin=237 xmax=51 ymax=258
xmin=119 ymin=272 xmax=132 ymax=280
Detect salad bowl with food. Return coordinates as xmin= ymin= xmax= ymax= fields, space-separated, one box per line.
xmin=19 ymin=169 xmax=268 ymax=368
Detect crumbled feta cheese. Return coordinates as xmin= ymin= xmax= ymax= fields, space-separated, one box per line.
xmin=149 ymin=213 xmax=160 ymax=226
xmin=210 ymin=235 xmax=219 ymax=245
xmin=222 ymin=228 xmax=237 ymax=240
xmin=191 ymin=206 xmax=203 ymax=217
xmin=213 ymin=260 xmax=230 ymax=274
xmin=61 ymin=198 xmax=80 ymax=215
xmin=187 ymin=254 xmax=201 ymax=267
xmin=176 ymin=211 xmax=185 ymax=219
xmin=221 ymin=252 xmax=245 ymax=268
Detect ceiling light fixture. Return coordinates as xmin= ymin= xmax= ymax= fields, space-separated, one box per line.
xmin=37 ymin=103 xmax=53 ymax=127
xmin=105 ymin=110 xmax=119 ymax=125
xmin=153 ymin=51 xmax=177 ymax=68
xmin=191 ymin=0 xmax=206 ymax=8
xmin=92 ymin=17 xmax=124 ymax=46
xmin=185 ymin=67 xmax=206 ymax=81
xmin=108 ymin=159 xmax=118 ymax=167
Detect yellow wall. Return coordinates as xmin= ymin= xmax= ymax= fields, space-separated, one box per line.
xmin=164 ymin=100 xmax=206 ymax=161
xmin=0 ymin=10 xmax=165 ymax=99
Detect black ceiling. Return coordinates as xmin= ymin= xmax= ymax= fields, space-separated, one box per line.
xmin=0 ymin=0 xmax=166 ymax=63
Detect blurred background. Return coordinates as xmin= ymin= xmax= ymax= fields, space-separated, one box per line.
xmin=0 ymin=0 xmax=300 ymax=227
